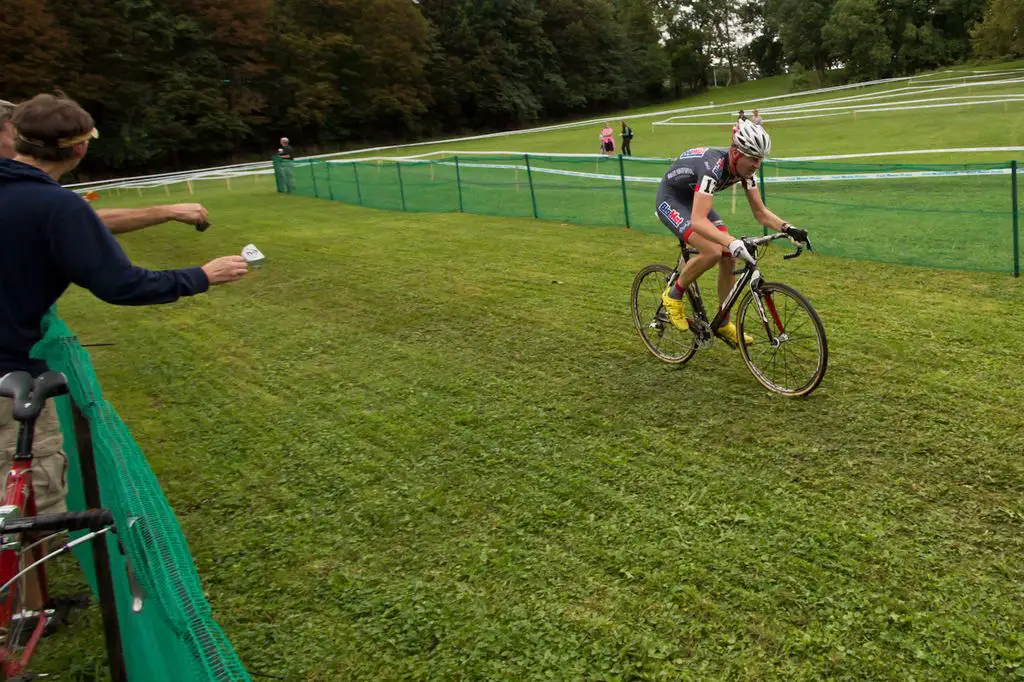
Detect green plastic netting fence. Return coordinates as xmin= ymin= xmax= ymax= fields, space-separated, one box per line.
xmin=29 ymin=308 xmax=250 ymax=682
xmin=274 ymin=155 xmax=1022 ymax=275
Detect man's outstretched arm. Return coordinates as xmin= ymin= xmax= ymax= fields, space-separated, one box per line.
xmin=96 ymin=203 xmax=208 ymax=234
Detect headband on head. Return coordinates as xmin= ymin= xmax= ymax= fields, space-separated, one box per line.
xmin=16 ymin=127 xmax=98 ymax=148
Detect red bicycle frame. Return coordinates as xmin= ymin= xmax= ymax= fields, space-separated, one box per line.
xmin=0 ymin=414 xmax=51 ymax=677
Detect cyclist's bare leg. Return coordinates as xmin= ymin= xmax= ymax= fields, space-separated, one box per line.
xmin=717 ymin=256 xmax=737 ymax=322
xmin=677 ymin=231 xmax=724 ymax=290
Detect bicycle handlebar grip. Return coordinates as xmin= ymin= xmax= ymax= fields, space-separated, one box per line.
xmin=195 ymin=220 xmax=210 ymax=232
xmin=0 ymin=510 xmax=115 ymax=534
xmin=783 ymin=247 xmax=803 ymax=260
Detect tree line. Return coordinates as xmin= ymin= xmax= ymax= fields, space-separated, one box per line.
xmin=1 ymin=0 xmax=1019 ymax=177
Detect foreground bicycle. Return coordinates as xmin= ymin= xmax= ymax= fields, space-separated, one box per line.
xmin=631 ymin=232 xmax=828 ymax=397
xmin=0 ymin=371 xmax=136 ymax=681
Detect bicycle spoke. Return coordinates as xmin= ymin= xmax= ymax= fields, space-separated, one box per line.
xmin=632 ymin=264 xmax=697 ymax=364
xmin=739 ymin=283 xmax=827 ymax=396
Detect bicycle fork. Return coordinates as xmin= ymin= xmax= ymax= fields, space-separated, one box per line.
xmin=747 ymin=273 xmax=788 ymax=347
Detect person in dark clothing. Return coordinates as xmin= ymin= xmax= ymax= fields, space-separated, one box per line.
xmin=276 ymin=136 xmax=296 ymax=191
xmin=277 ymin=137 xmax=295 ymax=160
xmin=3 ymin=95 xmax=213 ymax=234
xmin=620 ymin=120 xmax=634 ymax=156
xmin=0 ymin=93 xmax=249 ymax=616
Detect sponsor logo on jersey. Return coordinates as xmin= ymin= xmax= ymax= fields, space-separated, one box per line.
xmin=666 ymin=167 xmax=694 ymax=180
xmin=658 ymin=201 xmax=685 ymax=227
xmin=680 ymin=147 xmax=707 ymax=158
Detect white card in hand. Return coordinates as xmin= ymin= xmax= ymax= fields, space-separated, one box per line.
xmin=242 ymin=243 xmax=266 ymax=267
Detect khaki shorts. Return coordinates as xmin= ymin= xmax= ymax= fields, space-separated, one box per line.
xmin=0 ymin=400 xmax=69 ymax=515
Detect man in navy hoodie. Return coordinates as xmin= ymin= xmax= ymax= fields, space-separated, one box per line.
xmin=0 ymin=92 xmax=249 ymax=618
xmin=2 ymin=96 xmax=212 ymax=233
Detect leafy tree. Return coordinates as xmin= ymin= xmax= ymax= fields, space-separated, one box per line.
xmin=970 ymin=0 xmax=1024 ymax=58
xmin=0 ymin=0 xmax=71 ymax=97
xmin=768 ymin=0 xmax=837 ymax=82
xmin=824 ymin=0 xmax=891 ymax=81
xmin=747 ymin=33 xmax=786 ymax=77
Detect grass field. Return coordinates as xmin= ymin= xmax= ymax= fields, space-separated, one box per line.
xmin=33 ymin=179 xmax=1024 ymax=680
xmin=235 ymin=58 xmax=1024 ymax=283
xmin=317 ymin=60 xmax=1024 ymax=166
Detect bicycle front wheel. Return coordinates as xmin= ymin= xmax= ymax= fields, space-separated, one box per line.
xmin=736 ymin=282 xmax=828 ymax=397
xmin=630 ymin=264 xmax=698 ymax=365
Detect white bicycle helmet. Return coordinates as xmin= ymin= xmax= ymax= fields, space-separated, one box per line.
xmin=732 ymin=119 xmax=771 ymax=159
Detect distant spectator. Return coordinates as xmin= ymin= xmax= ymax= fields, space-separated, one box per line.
xmin=599 ymin=124 xmax=615 ymax=155
xmin=737 ymin=110 xmax=747 ymax=123
xmin=276 ymin=137 xmax=296 ymax=192
xmin=277 ymin=137 xmax=295 ymax=160
xmin=752 ymin=109 xmax=763 ymax=127
xmin=620 ymin=120 xmax=634 ymax=156
xmin=2 ymin=96 xmax=210 ymax=235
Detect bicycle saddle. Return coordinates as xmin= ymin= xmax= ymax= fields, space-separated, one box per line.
xmin=0 ymin=371 xmax=69 ymax=422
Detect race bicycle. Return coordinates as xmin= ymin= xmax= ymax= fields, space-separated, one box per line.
xmin=0 ymin=370 xmax=131 ymax=681
xmin=630 ymin=232 xmax=828 ymax=397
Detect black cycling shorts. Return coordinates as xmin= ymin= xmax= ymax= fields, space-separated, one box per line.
xmin=655 ymin=194 xmax=726 ymax=243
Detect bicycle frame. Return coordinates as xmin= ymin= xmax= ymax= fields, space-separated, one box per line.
xmin=671 ymin=233 xmax=797 ymax=348
xmin=0 ymin=415 xmax=50 ymax=677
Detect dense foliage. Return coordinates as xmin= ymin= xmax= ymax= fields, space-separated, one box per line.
xmin=0 ymin=0 xmax=1014 ymax=174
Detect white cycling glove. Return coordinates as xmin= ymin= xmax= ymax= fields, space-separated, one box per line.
xmin=728 ymin=239 xmax=757 ymax=266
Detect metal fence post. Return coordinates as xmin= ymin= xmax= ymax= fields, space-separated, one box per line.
xmin=353 ymin=163 xmax=363 ymax=206
xmin=455 ymin=156 xmax=464 ymax=213
xmin=309 ymin=161 xmax=318 ymax=197
xmin=1013 ymin=160 xmax=1020 ymax=278
xmin=325 ymin=161 xmax=334 ymax=201
xmin=619 ymin=154 xmax=631 ymax=229
xmin=524 ymin=154 xmax=539 ymax=219
xmin=71 ymin=403 xmax=128 ymax=682
xmin=397 ymin=162 xmax=407 ymax=211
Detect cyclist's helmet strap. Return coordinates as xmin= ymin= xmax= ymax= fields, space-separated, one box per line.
xmin=732 ymin=119 xmax=771 ymax=159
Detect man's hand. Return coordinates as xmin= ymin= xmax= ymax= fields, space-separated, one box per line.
xmin=167 ymin=203 xmax=209 ymax=226
xmin=202 ymin=256 xmax=249 ymax=285
xmin=782 ymin=223 xmax=810 ymax=247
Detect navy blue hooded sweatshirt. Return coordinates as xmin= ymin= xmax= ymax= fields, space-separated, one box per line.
xmin=0 ymin=158 xmax=209 ymax=376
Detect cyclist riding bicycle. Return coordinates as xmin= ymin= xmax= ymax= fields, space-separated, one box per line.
xmin=655 ymin=119 xmax=809 ymax=344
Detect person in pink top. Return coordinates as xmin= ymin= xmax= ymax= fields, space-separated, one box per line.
xmin=599 ymin=123 xmax=615 ymax=155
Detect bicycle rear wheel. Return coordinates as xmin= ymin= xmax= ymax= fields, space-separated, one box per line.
xmin=630 ymin=264 xmax=698 ymax=364
xmin=736 ymin=282 xmax=828 ymax=397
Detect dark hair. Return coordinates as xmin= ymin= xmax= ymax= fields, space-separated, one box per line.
xmin=12 ymin=91 xmax=95 ymax=162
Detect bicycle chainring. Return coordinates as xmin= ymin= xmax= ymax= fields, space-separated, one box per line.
xmin=690 ymin=319 xmax=713 ymax=349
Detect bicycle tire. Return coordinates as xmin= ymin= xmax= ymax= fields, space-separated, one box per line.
xmin=631 ymin=264 xmax=698 ymax=365
xmin=736 ymin=282 xmax=828 ymax=397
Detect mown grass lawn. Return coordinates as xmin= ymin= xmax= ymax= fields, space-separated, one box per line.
xmin=34 ymin=180 xmax=1024 ymax=680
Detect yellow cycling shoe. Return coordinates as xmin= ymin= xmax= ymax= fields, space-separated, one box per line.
xmin=719 ymin=321 xmax=754 ymax=346
xmin=660 ymin=288 xmax=690 ymax=332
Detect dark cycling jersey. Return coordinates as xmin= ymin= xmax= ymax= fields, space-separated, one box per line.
xmin=655 ymin=146 xmax=757 ymax=240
